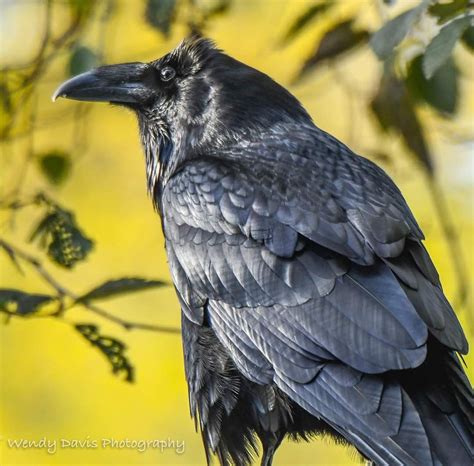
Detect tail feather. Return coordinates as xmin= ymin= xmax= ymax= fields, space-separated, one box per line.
xmin=402 ymin=346 xmax=474 ymax=465
xmin=328 ymin=347 xmax=474 ymax=465
xmin=328 ymin=381 xmax=473 ymax=466
xmin=445 ymin=352 xmax=474 ymax=435
xmin=411 ymin=387 xmax=473 ymax=465
xmin=339 ymin=390 xmax=436 ymax=466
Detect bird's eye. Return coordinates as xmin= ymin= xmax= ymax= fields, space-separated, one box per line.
xmin=160 ymin=66 xmax=176 ymax=82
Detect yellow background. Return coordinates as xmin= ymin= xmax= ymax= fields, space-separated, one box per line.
xmin=1 ymin=1 xmax=473 ymax=465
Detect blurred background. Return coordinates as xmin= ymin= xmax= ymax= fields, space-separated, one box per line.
xmin=0 ymin=0 xmax=473 ymax=465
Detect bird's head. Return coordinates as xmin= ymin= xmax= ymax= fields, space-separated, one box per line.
xmin=53 ymin=36 xmax=310 ymax=192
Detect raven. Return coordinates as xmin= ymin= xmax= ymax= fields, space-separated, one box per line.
xmin=54 ymin=37 xmax=473 ymax=466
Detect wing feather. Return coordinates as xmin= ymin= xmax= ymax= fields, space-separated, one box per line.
xmin=162 ymin=136 xmax=468 ymax=465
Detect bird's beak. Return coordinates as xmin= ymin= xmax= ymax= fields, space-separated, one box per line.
xmin=52 ymin=62 xmax=151 ymax=104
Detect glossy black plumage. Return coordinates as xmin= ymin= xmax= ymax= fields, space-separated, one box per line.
xmin=54 ymin=37 xmax=473 ymax=465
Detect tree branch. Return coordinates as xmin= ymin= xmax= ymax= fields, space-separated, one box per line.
xmin=425 ymin=178 xmax=471 ymax=320
xmin=0 ymin=238 xmax=180 ymax=334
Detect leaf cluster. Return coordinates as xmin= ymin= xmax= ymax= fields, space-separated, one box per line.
xmin=30 ymin=202 xmax=94 ymax=269
xmin=75 ymin=324 xmax=134 ymax=382
xmin=283 ymin=0 xmax=473 ymax=172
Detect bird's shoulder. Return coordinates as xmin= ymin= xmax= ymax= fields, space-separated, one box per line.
xmin=162 ymin=124 xmax=467 ymax=365
xmin=162 ymin=124 xmax=422 ymax=264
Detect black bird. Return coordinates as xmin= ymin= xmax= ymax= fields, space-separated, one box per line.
xmin=54 ymin=37 xmax=473 ymax=466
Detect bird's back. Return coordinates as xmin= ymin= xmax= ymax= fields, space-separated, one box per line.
xmin=162 ymin=123 xmax=473 ymax=465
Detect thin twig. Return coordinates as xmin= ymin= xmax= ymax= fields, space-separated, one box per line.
xmin=1 ymin=1 xmax=91 ymax=140
xmin=0 ymin=239 xmax=67 ymax=296
xmin=7 ymin=93 xmax=39 ymax=228
xmin=425 ymin=179 xmax=471 ymax=319
xmin=0 ymin=238 xmax=180 ymax=334
xmin=331 ymin=65 xmax=358 ymax=147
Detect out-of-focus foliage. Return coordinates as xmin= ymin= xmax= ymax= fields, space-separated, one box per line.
xmin=78 ymin=277 xmax=167 ymax=304
xmin=37 ymin=149 xmax=72 ymax=185
xmin=371 ymin=70 xmax=433 ymax=171
xmin=0 ymin=288 xmax=56 ymax=316
xmin=0 ymin=1 xmax=472 ymax=465
xmin=296 ymin=19 xmax=370 ymax=78
xmin=370 ymin=0 xmax=430 ymax=60
xmin=75 ymin=323 xmax=135 ymax=382
xmin=30 ymin=198 xmax=94 ymax=268
xmin=281 ymin=2 xmax=334 ymax=45
xmin=406 ymin=55 xmax=458 ymax=115
xmin=69 ymin=45 xmax=99 ymax=76
xmin=146 ymin=0 xmax=177 ymax=36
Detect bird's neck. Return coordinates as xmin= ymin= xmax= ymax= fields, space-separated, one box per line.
xmin=138 ymin=116 xmax=170 ymax=204
xmin=139 ymin=115 xmax=318 ymax=211
xmin=138 ymin=114 xmax=198 ymax=212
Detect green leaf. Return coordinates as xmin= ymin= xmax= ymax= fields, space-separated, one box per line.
xmin=461 ymin=25 xmax=474 ymax=50
xmin=371 ymin=72 xmax=433 ymax=172
xmin=145 ymin=0 xmax=176 ymax=36
xmin=370 ymin=0 xmax=430 ymax=60
xmin=75 ymin=324 xmax=134 ymax=382
xmin=281 ymin=2 xmax=333 ymax=44
xmin=422 ymin=16 xmax=471 ymax=78
xmin=297 ymin=20 xmax=369 ymax=79
xmin=0 ymin=83 xmax=12 ymax=114
xmin=0 ymin=83 xmax=12 ymax=137
xmin=69 ymin=46 xmax=98 ymax=76
xmin=368 ymin=151 xmax=393 ymax=166
xmin=203 ymin=0 xmax=231 ymax=20
xmin=38 ymin=150 xmax=72 ymax=186
xmin=68 ymin=0 xmax=95 ymax=18
xmin=409 ymin=55 xmax=458 ymax=115
xmin=77 ymin=278 xmax=167 ymax=303
xmin=30 ymin=205 xmax=94 ymax=269
xmin=0 ymin=289 xmax=54 ymax=315
xmin=0 ymin=241 xmax=23 ymax=273
xmin=429 ymin=0 xmax=472 ymax=24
